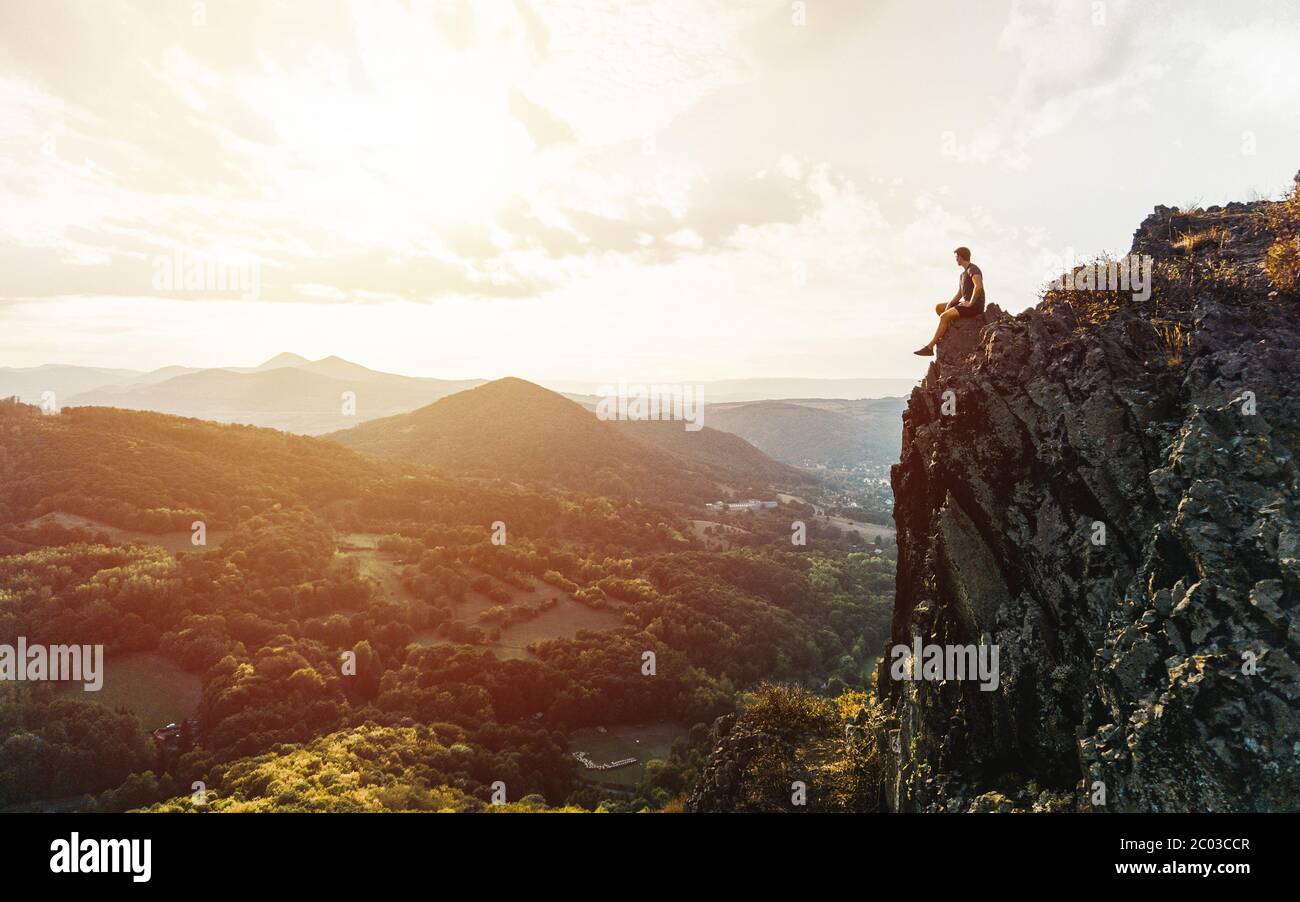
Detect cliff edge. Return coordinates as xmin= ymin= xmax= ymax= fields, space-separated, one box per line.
xmin=880 ymin=187 xmax=1299 ymax=811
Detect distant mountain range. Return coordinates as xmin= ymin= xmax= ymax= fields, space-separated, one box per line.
xmin=705 ymin=397 xmax=909 ymax=468
xmin=1 ymin=355 xmax=483 ymax=435
xmin=566 ymin=393 xmax=909 ymax=469
xmin=2 ymin=355 xmax=910 ymax=474
xmin=0 ymin=364 xmax=144 ymax=401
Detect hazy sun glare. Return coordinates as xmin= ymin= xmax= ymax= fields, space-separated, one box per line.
xmin=2 ymin=0 xmax=1298 ymax=380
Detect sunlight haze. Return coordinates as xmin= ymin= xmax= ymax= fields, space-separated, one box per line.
xmin=2 ymin=0 xmax=1298 ymax=380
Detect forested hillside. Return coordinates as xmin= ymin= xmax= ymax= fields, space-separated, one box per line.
xmin=0 ymin=399 xmax=892 ymax=811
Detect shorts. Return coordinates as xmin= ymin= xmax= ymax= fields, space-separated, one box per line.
xmin=957 ymin=304 xmax=983 ymax=317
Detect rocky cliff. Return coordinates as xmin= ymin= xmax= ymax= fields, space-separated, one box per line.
xmin=879 ymin=190 xmax=1299 ymax=811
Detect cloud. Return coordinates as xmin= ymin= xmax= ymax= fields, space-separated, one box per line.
xmin=967 ymin=0 xmax=1300 ymax=170
xmin=0 ymin=0 xmax=807 ymax=306
xmin=509 ymin=89 xmax=576 ymax=149
xmin=3 ymin=0 xmax=1298 ymax=376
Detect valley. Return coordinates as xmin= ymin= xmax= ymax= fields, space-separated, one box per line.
xmin=0 ymin=389 xmax=898 ymax=812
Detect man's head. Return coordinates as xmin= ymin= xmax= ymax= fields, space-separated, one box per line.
xmin=954 ymin=246 xmax=972 ymax=267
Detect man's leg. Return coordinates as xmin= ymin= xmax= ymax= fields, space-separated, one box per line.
xmin=932 ymin=308 xmax=960 ymax=344
xmin=916 ymin=305 xmax=961 ymax=356
xmin=935 ymin=302 xmax=947 ymax=315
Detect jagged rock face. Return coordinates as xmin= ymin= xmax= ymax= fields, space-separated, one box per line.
xmin=688 ymin=714 xmax=777 ymax=813
xmin=880 ymin=199 xmax=1299 ymax=812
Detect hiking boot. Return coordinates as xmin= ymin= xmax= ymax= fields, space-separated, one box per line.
xmin=913 ymin=345 xmax=934 ymax=356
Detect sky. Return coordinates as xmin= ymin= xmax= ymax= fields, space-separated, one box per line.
xmin=1 ymin=0 xmax=1298 ymax=382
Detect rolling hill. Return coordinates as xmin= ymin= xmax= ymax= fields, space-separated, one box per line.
xmin=327 ymin=377 xmax=805 ymax=503
xmin=0 ymin=397 xmax=387 ymax=531
xmin=610 ymin=418 xmax=808 ymax=488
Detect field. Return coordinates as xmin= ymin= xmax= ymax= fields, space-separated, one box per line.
xmin=348 ymin=548 xmax=420 ymax=605
xmin=776 ymin=494 xmax=896 ymax=541
xmin=55 ymin=651 xmax=203 ymax=729
xmin=568 ymin=722 xmax=689 ymax=788
xmin=341 ymin=535 xmax=625 ymax=659
xmin=496 ymin=599 xmax=623 ymax=647
xmin=822 ymin=514 xmax=894 ymax=541
xmin=411 ymin=594 xmax=624 ymax=660
xmin=21 ymin=512 xmax=231 ymax=554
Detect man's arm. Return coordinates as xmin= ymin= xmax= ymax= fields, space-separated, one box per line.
xmin=946 ymin=287 xmax=962 ymax=308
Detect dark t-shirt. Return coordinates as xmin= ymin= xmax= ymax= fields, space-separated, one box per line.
xmin=959 ymin=263 xmax=985 ymax=313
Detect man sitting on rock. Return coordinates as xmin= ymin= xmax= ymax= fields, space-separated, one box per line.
xmin=915 ymin=246 xmax=985 ymax=356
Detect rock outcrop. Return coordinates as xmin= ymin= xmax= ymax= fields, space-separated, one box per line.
xmin=688 ymin=688 xmax=879 ymax=812
xmin=879 ymin=194 xmax=1298 ymax=811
